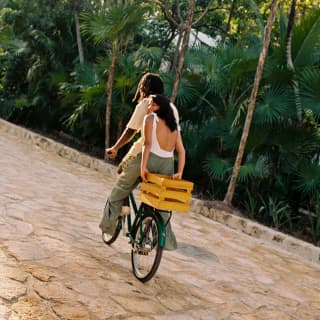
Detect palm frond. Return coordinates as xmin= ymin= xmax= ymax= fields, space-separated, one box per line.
xmin=133 ymin=46 xmax=163 ymax=71
xmin=64 ymin=103 xmax=88 ymax=130
xmin=203 ymin=153 xmax=232 ymax=181
xmin=237 ymin=163 xmax=260 ymax=183
xmin=253 ymin=86 xmax=292 ymax=125
xmin=29 ymin=29 xmax=55 ymax=57
xmin=279 ymin=8 xmax=288 ymax=48
xmin=217 ymin=45 xmax=258 ymax=79
xmin=184 ymin=44 xmax=214 ymax=74
xmin=298 ymin=66 xmax=320 ymax=119
xmin=0 ymin=97 xmax=16 ymax=119
xmin=202 ymin=44 xmax=259 ymax=99
xmin=263 ymin=57 xmax=293 ymax=85
xmin=80 ymin=4 xmax=145 ymax=45
xmin=245 ymin=126 xmax=269 ymax=151
xmin=247 ymin=0 xmax=264 ymax=36
xmin=0 ymin=25 xmax=28 ymax=54
xmin=272 ymin=127 xmax=320 ymax=159
xmin=26 ymin=56 xmax=43 ymax=82
xmin=293 ymin=9 xmax=320 ymax=67
xmin=80 ymin=84 xmax=105 ymax=105
xmin=71 ymin=63 xmax=99 ymax=87
xmin=162 ymin=73 xmax=198 ymax=106
xmin=294 ymin=162 xmax=320 ymax=195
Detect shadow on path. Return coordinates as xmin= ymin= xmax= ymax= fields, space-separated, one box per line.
xmin=177 ymin=241 xmax=220 ymax=263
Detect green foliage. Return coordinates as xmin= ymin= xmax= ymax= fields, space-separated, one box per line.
xmin=80 ymin=2 xmax=146 ymax=48
xmin=298 ymin=67 xmax=320 ymax=119
xmin=293 ymin=9 xmax=320 ymax=67
xmin=294 ymin=163 xmax=320 ymax=195
xmin=133 ymin=46 xmax=163 ymax=72
xmin=241 ymin=188 xmax=265 ymax=219
xmin=203 ymin=153 xmax=232 ymax=181
xmin=59 ymin=62 xmax=105 ymax=143
xmin=308 ymin=194 xmax=320 ymax=244
xmin=1 ymin=0 xmax=320 ymax=244
xmin=259 ymin=197 xmax=292 ymax=230
xmin=253 ymin=87 xmax=292 ymax=125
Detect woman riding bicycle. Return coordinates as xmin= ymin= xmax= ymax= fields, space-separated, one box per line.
xmin=100 ymin=73 xmax=181 ymax=245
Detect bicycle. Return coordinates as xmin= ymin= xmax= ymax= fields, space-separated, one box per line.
xmin=101 ymin=173 xmax=193 ymax=283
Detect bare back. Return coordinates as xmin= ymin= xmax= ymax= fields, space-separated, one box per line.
xmin=156 ymin=118 xmax=178 ymax=152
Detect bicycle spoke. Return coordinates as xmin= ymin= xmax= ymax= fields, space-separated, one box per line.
xmin=131 ymin=212 xmax=163 ymax=282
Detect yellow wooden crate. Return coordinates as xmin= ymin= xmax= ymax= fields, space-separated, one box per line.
xmin=140 ymin=173 xmax=194 ymax=212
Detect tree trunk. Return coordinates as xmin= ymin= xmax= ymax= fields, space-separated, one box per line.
xmin=286 ymin=0 xmax=301 ymax=123
xmin=224 ymin=0 xmax=279 ymax=205
xmin=105 ymin=51 xmax=117 ymax=155
xmin=171 ymin=0 xmax=196 ymax=103
xmin=171 ymin=30 xmax=183 ymax=72
xmin=222 ymin=0 xmax=237 ymax=43
xmin=74 ymin=7 xmax=84 ymax=64
xmin=285 ymin=0 xmax=296 ymax=66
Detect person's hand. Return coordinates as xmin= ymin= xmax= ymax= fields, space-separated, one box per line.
xmin=105 ymin=147 xmax=117 ymax=160
xmin=172 ymin=172 xmax=182 ymax=180
xmin=117 ymin=164 xmax=123 ymax=174
xmin=141 ymin=167 xmax=149 ymax=181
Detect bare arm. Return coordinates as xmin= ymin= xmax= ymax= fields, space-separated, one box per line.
xmin=141 ymin=115 xmax=153 ymax=181
xmin=105 ymin=128 xmax=136 ymax=159
xmin=173 ymin=132 xmax=185 ymax=180
xmin=106 ymin=100 xmax=149 ymax=159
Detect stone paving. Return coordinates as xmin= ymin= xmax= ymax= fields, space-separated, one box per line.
xmin=1 ymin=123 xmax=320 ymax=320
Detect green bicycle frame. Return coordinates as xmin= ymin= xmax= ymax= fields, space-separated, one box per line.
xmin=128 ymin=193 xmax=167 ymax=248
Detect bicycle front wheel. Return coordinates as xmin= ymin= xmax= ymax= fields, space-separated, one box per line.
xmin=131 ymin=211 xmax=163 ymax=282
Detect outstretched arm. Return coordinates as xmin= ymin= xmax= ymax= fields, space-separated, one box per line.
xmin=172 ymin=132 xmax=185 ymax=180
xmin=105 ymin=128 xmax=136 ymax=159
xmin=105 ymin=100 xmax=149 ymax=159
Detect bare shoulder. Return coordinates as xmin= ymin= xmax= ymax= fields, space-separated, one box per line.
xmin=143 ymin=113 xmax=154 ymax=128
xmin=145 ymin=113 xmax=154 ymax=121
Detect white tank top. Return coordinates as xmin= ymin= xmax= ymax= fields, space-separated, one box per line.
xmin=148 ymin=113 xmax=174 ymax=158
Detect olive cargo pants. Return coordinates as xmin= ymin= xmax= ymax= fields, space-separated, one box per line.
xmin=99 ymin=152 xmax=177 ymax=250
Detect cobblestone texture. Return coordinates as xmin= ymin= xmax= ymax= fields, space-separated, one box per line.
xmin=1 ymin=119 xmax=320 ymax=320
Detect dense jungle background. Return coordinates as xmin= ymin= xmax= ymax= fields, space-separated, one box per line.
xmin=1 ymin=0 xmax=320 ymax=245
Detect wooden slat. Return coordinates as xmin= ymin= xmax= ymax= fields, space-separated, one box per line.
xmin=140 ymin=193 xmax=190 ymax=212
xmin=159 ymin=189 xmax=192 ymax=201
xmin=140 ymin=173 xmax=194 ymax=212
xmin=141 ymin=184 xmax=191 ymax=201
xmin=141 ymin=183 xmax=162 ymax=197
xmin=146 ymin=173 xmax=194 ymax=191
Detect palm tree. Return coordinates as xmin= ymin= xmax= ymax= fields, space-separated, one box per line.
xmin=148 ymin=0 xmax=214 ymax=102
xmin=72 ymin=0 xmax=85 ymax=64
xmin=81 ymin=2 xmax=146 ymax=153
xmin=229 ymin=8 xmax=320 ymax=213
xmin=224 ymin=0 xmax=279 ymax=205
xmin=162 ymin=43 xmax=260 ymax=197
xmin=170 ymin=0 xmax=196 ymax=102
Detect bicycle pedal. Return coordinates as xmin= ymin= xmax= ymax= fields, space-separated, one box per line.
xmin=136 ymin=249 xmax=149 ymax=255
xmin=136 ymin=243 xmax=152 ymax=255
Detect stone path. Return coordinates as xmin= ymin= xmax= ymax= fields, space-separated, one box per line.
xmin=1 ymin=125 xmax=320 ymax=320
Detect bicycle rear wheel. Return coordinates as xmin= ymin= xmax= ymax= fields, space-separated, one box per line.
xmin=131 ymin=211 xmax=163 ymax=282
xmin=102 ymin=217 xmax=122 ymax=245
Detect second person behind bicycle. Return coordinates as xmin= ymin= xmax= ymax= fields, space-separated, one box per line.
xmin=140 ymin=94 xmax=186 ymax=250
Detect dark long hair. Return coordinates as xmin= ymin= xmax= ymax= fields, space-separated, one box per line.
xmin=152 ymin=94 xmax=177 ymax=132
xmin=132 ymin=73 xmax=164 ymax=103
